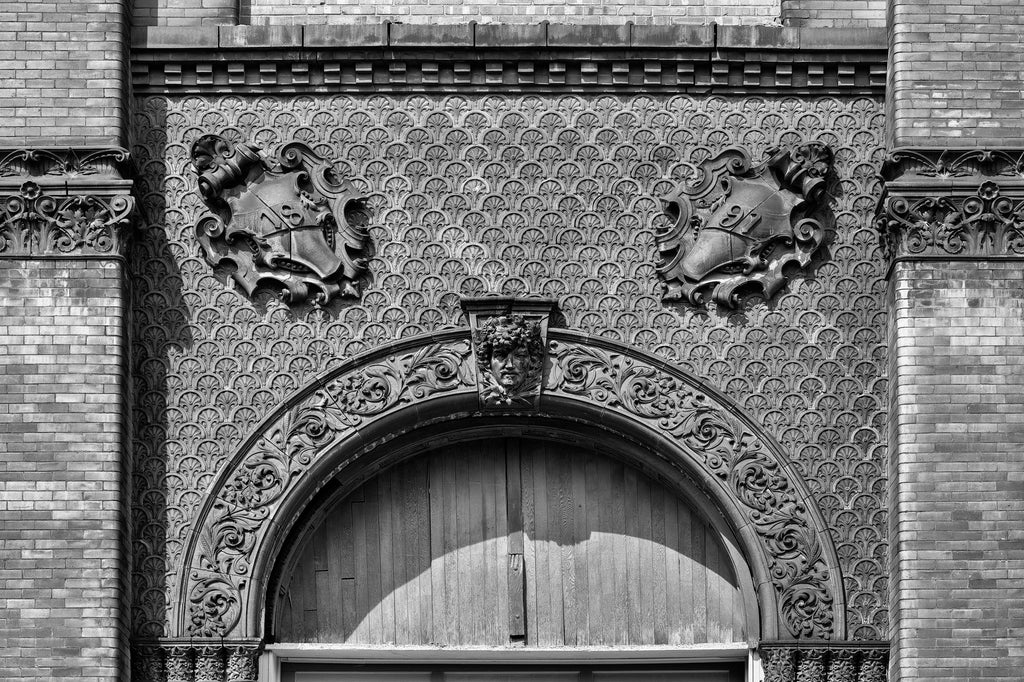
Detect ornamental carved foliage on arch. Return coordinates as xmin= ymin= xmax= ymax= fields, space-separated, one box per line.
xmin=179 ymin=330 xmax=842 ymax=643
xmin=130 ymin=94 xmax=888 ymax=643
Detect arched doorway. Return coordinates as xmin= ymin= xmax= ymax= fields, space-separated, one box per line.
xmin=260 ymin=427 xmax=759 ymax=681
xmin=174 ymin=328 xmax=845 ymax=681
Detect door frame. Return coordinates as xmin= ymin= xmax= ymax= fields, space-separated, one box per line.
xmin=259 ymin=644 xmax=763 ymax=682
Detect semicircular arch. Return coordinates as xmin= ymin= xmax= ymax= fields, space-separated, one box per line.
xmin=174 ymin=328 xmax=845 ymax=644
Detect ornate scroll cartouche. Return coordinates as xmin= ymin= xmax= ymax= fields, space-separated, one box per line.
xmin=657 ymin=144 xmax=831 ymax=307
xmin=190 ymin=134 xmax=368 ymax=305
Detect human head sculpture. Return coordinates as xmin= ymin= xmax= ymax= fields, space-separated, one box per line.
xmin=474 ymin=314 xmax=544 ymax=404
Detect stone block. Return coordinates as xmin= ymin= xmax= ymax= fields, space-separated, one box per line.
xmin=304 ymin=23 xmax=388 ymax=48
xmin=219 ymin=25 xmax=302 ymax=49
xmin=547 ymin=23 xmax=630 ymax=48
xmin=630 ymin=23 xmax=714 ymax=48
xmin=389 ymin=22 xmax=473 ymax=47
xmin=475 ymin=23 xmax=547 ymax=48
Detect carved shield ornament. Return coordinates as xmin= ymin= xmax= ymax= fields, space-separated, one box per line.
xmin=191 ymin=134 xmax=368 ymax=305
xmin=657 ymin=144 xmax=832 ymax=307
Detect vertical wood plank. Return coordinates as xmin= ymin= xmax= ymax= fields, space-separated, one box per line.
xmin=391 ymin=466 xmax=410 ymax=644
xmin=313 ymin=522 xmax=330 ymax=640
xmin=706 ymin=523 xmax=722 ymax=642
xmin=415 ymin=455 xmax=433 ymax=644
xmin=622 ymin=466 xmax=641 ymax=645
xmin=609 ymin=458 xmax=627 ymax=645
xmin=442 ymin=446 xmax=460 ymax=645
xmin=494 ymin=441 xmax=511 ymax=643
xmin=545 ymin=443 xmax=565 ymax=646
xmin=326 ymin=500 xmax=346 ymax=640
xmin=584 ymin=452 xmax=603 ymax=645
xmin=428 ymin=451 xmax=446 ymax=645
xmin=677 ymin=501 xmax=694 ymax=645
xmin=651 ymin=483 xmax=668 ymax=645
xmin=405 ymin=456 xmax=424 ymax=644
xmin=691 ymin=509 xmax=707 ymax=643
xmin=505 ymin=438 xmax=526 ymax=640
xmin=365 ymin=477 xmax=384 ymax=643
xmin=571 ymin=449 xmax=589 ymax=646
xmin=521 ymin=442 xmax=537 ymax=645
xmin=377 ymin=469 xmax=397 ymax=644
xmin=637 ymin=471 xmax=655 ymax=644
xmin=340 ymin=499 xmax=356 ymax=640
xmin=467 ymin=445 xmax=485 ymax=643
xmin=533 ymin=440 xmax=554 ymax=645
xmin=664 ymin=495 xmax=681 ymax=645
xmin=557 ymin=446 xmax=576 ymax=646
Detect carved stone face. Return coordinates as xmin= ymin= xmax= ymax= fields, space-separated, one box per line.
xmin=490 ymin=344 xmax=531 ymax=391
xmin=474 ymin=314 xmax=544 ymax=406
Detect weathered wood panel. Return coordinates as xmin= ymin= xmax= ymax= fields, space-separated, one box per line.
xmin=274 ymin=439 xmax=746 ymax=645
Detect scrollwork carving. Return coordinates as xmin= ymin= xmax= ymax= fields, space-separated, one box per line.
xmin=876 ymin=178 xmax=1024 ymax=259
xmin=0 ymin=181 xmax=134 ymax=256
xmin=546 ymin=339 xmax=835 ymax=639
xmin=191 ymin=134 xmax=368 ymax=305
xmin=186 ymin=339 xmax=474 ymax=637
xmin=657 ymin=144 xmax=832 ymax=307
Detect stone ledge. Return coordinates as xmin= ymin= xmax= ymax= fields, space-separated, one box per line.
xmin=130 ymin=22 xmax=885 ymax=52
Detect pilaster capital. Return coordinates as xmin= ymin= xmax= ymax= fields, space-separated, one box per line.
xmin=0 ymin=146 xmax=135 ymax=258
xmin=875 ymin=147 xmax=1024 ymax=263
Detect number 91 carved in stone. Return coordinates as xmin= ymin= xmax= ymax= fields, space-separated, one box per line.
xmin=657 ymin=144 xmax=832 ymax=308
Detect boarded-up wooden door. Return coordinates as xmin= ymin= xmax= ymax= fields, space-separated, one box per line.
xmin=273 ymin=438 xmax=747 ymax=647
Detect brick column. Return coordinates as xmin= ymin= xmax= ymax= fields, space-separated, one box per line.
xmin=883 ymin=3 xmax=1024 ymax=680
xmin=0 ymin=1 xmax=134 ymax=680
xmin=879 ymin=154 xmax=1024 ymax=680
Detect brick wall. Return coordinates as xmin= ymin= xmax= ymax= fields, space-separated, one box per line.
xmin=781 ymin=0 xmax=883 ymax=26
xmin=0 ymin=260 xmax=128 ymax=682
xmin=888 ymin=261 xmax=1024 ymax=681
xmin=133 ymin=0 xmax=235 ymax=27
xmin=888 ymin=0 xmax=1024 ymax=146
xmin=0 ymin=0 xmax=128 ymax=145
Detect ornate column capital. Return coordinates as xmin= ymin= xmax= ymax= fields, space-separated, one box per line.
xmin=875 ymin=147 xmax=1024 ymax=263
xmin=0 ymin=147 xmax=135 ymax=258
xmin=758 ymin=641 xmax=888 ymax=682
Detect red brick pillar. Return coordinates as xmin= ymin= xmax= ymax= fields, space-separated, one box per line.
xmin=882 ymin=3 xmax=1024 ymax=680
xmin=0 ymin=1 xmax=134 ymax=680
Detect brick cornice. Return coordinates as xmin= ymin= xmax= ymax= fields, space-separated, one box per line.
xmin=876 ymin=148 xmax=1024 ymax=267
xmin=0 ymin=147 xmax=135 ymax=258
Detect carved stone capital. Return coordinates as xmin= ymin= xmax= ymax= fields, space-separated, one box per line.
xmin=657 ymin=143 xmax=832 ymax=307
xmin=133 ymin=642 xmax=262 ymax=682
xmin=0 ymin=147 xmax=135 ymax=257
xmin=876 ymin=147 xmax=1024 ymax=262
xmin=191 ymin=133 xmax=368 ymax=306
xmin=759 ymin=642 xmax=888 ymax=682
xmin=461 ymin=296 xmax=557 ymax=409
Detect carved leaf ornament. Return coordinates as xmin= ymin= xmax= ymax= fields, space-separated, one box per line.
xmin=0 ymin=180 xmax=133 ymax=255
xmin=182 ymin=331 xmax=837 ymax=642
